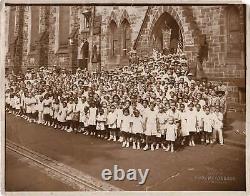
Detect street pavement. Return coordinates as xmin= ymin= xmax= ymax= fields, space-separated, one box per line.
xmin=5 ymin=113 xmax=246 ymax=191
xmin=6 ymin=149 xmax=75 ymax=191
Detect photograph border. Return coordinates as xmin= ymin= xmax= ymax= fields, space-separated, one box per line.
xmin=0 ymin=0 xmax=249 ymax=195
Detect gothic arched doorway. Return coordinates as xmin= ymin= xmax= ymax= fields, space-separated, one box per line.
xmin=151 ymin=12 xmax=183 ymax=55
xmin=80 ymin=41 xmax=89 ymax=70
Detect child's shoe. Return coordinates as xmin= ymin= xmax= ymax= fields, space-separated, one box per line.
xmin=132 ymin=142 xmax=136 ymax=149
xmin=165 ymin=145 xmax=170 ymax=152
xmin=137 ymin=143 xmax=140 ymax=150
xmin=151 ymin=144 xmax=154 ymax=151
xmin=143 ymin=144 xmax=148 ymax=151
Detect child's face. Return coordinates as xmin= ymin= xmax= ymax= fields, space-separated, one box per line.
xmin=102 ymin=102 xmax=107 ymax=108
xmin=125 ymin=101 xmax=130 ymax=107
xmin=124 ymin=110 xmax=129 ymax=116
xmin=142 ymin=101 xmax=148 ymax=108
xmin=82 ymin=97 xmax=86 ymax=102
xmin=205 ymin=108 xmax=210 ymax=114
xmin=110 ymin=107 xmax=115 ymax=112
xmin=159 ymin=107 xmax=164 ymax=113
xmin=134 ymin=111 xmax=140 ymax=117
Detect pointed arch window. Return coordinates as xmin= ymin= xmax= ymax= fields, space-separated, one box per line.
xmin=110 ymin=20 xmax=118 ymax=57
xmin=121 ymin=19 xmax=131 ymax=56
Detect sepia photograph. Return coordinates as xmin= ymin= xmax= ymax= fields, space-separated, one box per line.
xmin=3 ymin=2 xmax=247 ymax=193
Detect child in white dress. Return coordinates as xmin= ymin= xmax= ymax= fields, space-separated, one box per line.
xmin=83 ymin=106 xmax=90 ymax=135
xmin=52 ymin=98 xmax=60 ymax=129
xmin=106 ymin=105 xmax=117 ymax=141
xmin=78 ymin=97 xmax=88 ymax=132
xmin=58 ymin=101 xmax=67 ymax=131
xmin=14 ymin=94 xmax=21 ymax=116
xmin=37 ymin=97 xmax=44 ymax=124
xmin=131 ymin=109 xmax=144 ymax=150
xmin=212 ymin=105 xmax=224 ymax=145
xmin=195 ymin=104 xmax=205 ymax=144
xmin=203 ymin=106 xmax=214 ymax=144
xmin=165 ymin=117 xmax=177 ymax=152
xmin=120 ymin=108 xmax=132 ymax=148
xmin=71 ymin=99 xmax=81 ymax=133
xmin=5 ymin=89 xmax=11 ymax=113
xmin=144 ymin=102 xmax=158 ymax=151
xmin=43 ymin=94 xmax=52 ymax=126
xmin=25 ymin=94 xmax=32 ymax=122
xmin=179 ymin=103 xmax=189 ymax=146
xmin=156 ymin=104 xmax=168 ymax=150
xmin=186 ymin=103 xmax=197 ymax=146
xmin=66 ymin=98 xmax=74 ymax=132
xmin=116 ymin=103 xmax=123 ymax=142
xmin=88 ymin=102 xmax=97 ymax=136
xmin=96 ymin=108 xmax=107 ymax=137
xmin=30 ymin=93 xmax=37 ymax=123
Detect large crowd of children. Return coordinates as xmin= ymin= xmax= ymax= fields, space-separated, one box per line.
xmin=5 ymin=51 xmax=228 ymax=152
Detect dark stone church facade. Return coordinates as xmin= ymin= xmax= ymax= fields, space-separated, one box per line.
xmin=4 ymin=5 xmax=245 ymax=104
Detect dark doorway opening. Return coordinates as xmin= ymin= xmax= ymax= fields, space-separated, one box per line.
xmin=151 ymin=12 xmax=182 ymax=54
xmin=80 ymin=41 xmax=89 ymax=70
